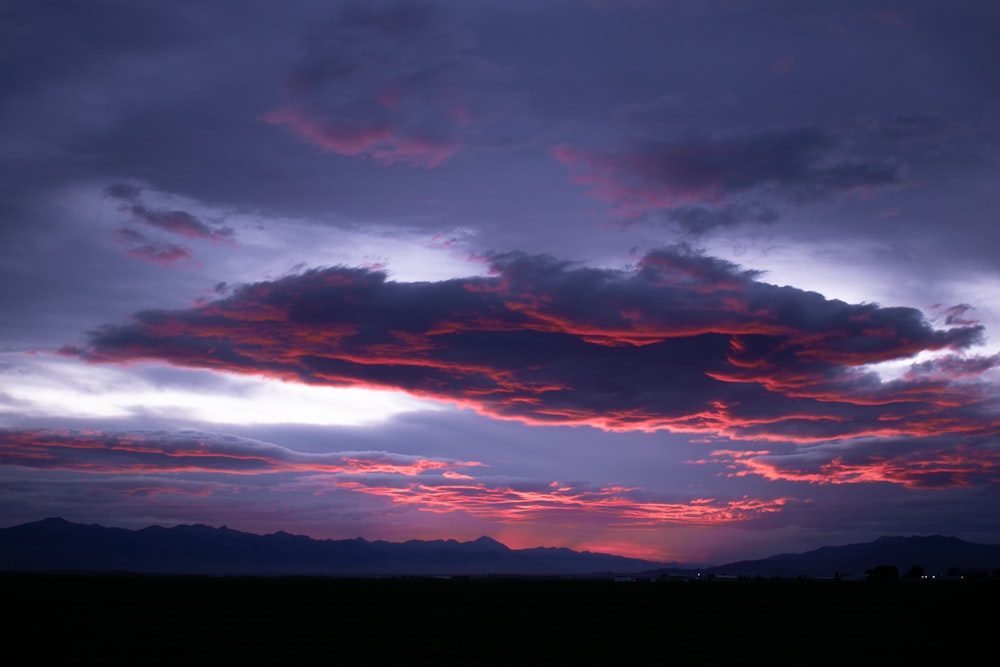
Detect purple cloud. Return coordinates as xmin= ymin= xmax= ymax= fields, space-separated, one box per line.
xmin=113 ymin=228 xmax=193 ymax=267
xmin=0 ymin=428 xmax=481 ymax=476
xmin=105 ymin=184 xmax=233 ymax=242
xmin=553 ymin=126 xmax=899 ymax=227
xmin=126 ymin=205 xmax=233 ymax=243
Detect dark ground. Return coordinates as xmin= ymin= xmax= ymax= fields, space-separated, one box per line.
xmin=4 ymin=573 xmax=994 ymax=665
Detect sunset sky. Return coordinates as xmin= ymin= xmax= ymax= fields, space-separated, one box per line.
xmin=3 ymin=0 xmax=999 ymax=564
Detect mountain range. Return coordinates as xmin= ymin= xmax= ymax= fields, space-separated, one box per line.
xmin=3 ymin=518 xmax=1000 ymax=578
xmin=0 ymin=518 xmax=668 ymax=576
xmin=699 ymin=534 xmax=1000 ymax=579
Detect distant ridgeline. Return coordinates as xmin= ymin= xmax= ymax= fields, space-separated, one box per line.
xmin=0 ymin=518 xmax=670 ymax=577
xmin=2 ymin=519 xmax=1000 ymax=579
xmin=700 ymin=535 xmax=1000 ymax=580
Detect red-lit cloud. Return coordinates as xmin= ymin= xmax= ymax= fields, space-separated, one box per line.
xmin=334 ymin=477 xmax=790 ymax=527
xmin=65 ymin=246 xmax=996 ymax=462
xmin=0 ymin=429 xmax=482 ymax=477
xmin=1 ymin=428 xmax=791 ymax=529
xmin=701 ymin=436 xmax=1000 ymax=489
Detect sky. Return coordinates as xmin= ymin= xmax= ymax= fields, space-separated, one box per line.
xmin=2 ymin=0 xmax=999 ymax=564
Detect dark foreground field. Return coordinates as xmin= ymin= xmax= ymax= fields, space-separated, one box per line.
xmin=4 ymin=573 xmax=995 ymax=664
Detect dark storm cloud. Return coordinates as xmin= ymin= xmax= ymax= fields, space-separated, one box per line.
xmin=553 ymin=125 xmax=900 ymax=224
xmin=67 ymin=247 xmax=994 ymax=455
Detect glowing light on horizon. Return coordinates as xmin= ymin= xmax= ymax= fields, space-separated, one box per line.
xmin=0 ymin=353 xmax=442 ymax=426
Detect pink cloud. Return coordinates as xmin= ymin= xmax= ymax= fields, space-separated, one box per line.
xmin=336 ymin=477 xmax=790 ymax=527
xmin=261 ymin=106 xmax=460 ymax=168
xmin=701 ymin=441 xmax=1000 ymax=489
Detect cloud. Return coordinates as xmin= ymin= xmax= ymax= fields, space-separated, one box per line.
xmin=874 ymin=112 xmax=947 ymax=142
xmin=0 ymin=428 xmax=482 ymax=476
xmin=932 ymin=303 xmax=980 ymax=328
xmin=105 ymin=183 xmax=234 ymax=242
xmin=553 ymin=125 xmax=900 ymax=225
xmin=902 ymin=352 xmax=1000 ymax=383
xmin=65 ymin=246 xmax=995 ymax=460
xmin=260 ymin=106 xmax=460 ymax=168
xmin=126 ymin=242 xmax=194 ymax=268
xmin=126 ymin=204 xmax=233 ymax=242
xmin=260 ymin=0 xmax=510 ymax=168
xmin=104 ymin=183 xmax=142 ymax=202
xmin=335 ymin=476 xmax=791 ymax=526
xmin=702 ymin=431 xmax=1000 ymax=489
xmin=0 ymin=427 xmax=793 ymax=528
xmin=661 ymin=203 xmax=780 ymax=234
xmin=114 ymin=228 xmax=193 ymax=267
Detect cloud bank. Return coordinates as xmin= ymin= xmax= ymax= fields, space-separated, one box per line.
xmin=0 ymin=428 xmax=480 ymax=476
xmin=65 ymin=247 xmax=996 ymax=471
xmin=1 ymin=428 xmax=788 ymax=528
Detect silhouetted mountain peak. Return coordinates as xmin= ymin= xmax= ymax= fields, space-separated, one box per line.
xmin=468 ymin=536 xmax=510 ymax=551
xmin=40 ymin=517 xmax=71 ymax=525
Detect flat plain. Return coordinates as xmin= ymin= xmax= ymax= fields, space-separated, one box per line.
xmin=5 ymin=573 xmax=994 ymax=664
